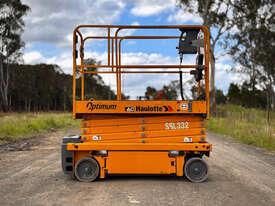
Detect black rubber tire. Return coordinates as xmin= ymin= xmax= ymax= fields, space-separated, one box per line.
xmin=74 ymin=157 xmax=99 ymax=182
xmin=184 ymin=157 xmax=208 ymax=183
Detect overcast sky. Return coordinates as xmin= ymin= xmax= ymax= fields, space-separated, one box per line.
xmin=21 ymin=0 xmax=243 ymax=98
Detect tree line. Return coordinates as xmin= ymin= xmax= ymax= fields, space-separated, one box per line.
xmin=7 ymin=63 xmax=116 ymax=112
xmin=142 ymin=80 xmax=271 ymax=110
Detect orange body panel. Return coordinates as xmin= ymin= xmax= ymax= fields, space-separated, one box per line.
xmin=105 ymin=135 xmax=205 ymax=143
xmin=75 ymin=100 xmax=206 ymax=116
xmin=67 ymin=142 xmax=212 ymax=151
xmin=81 ymin=115 xmax=205 ymax=143
xmin=82 ymin=114 xmax=204 ymax=126
xmin=82 ymin=123 xmax=204 ymax=135
xmin=72 ymin=151 xmax=185 ymax=177
xmin=106 ymin=151 xmax=177 ymax=174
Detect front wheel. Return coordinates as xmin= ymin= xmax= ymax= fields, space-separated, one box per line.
xmin=74 ymin=157 xmax=99 ymax=182
xmin=184 ymin=157 xmax=208 ymax=183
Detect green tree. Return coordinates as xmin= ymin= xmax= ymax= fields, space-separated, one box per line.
xmin=144 ymin=83 xmax=178 ymax=100
xmin=216 ymin=89 xmax=226 ymax=104
xmin=82 ymin=58 xmax=116 ymax=100
xmin=145 ymin=86 xmax=157 ymax=100
xmin=227 ymin=83 xmax=241 ymax=105
xmin=0 ymin=0 xmax=29 ymax=111
xmin=227 ymin=82 xmax=267 ymax=108
xmin=178 ymin=0 xmax=234 ymax=114
xmin=229 ymin=0 xmax=274 ymax=111
xmin=8 ymin=63 xmax=118 ymax=111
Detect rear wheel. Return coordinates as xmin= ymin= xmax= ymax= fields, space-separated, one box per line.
xmin=184 ymin=157 xmax=208 ymax=183
xmin=74 ymin=157 xmax=99 ymax=182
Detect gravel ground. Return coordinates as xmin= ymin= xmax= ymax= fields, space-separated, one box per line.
xmin=0 ymin=130 xmax=275 ymax=206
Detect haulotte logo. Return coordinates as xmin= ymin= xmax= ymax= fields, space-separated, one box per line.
xmin=125 ymin=105 xmax=173 ymax=112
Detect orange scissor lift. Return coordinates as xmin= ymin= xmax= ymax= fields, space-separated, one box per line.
xmin=62 ymin=25 xmax=212 ymax=182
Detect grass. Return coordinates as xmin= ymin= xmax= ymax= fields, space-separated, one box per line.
xmin=0 ymin=112 xmax=79 ymax=143
xmin=207 ymin=104 xmax=275 ymax=150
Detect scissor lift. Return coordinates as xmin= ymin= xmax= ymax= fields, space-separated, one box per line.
xmin=62 ymin=25 xmax=212 ymax=182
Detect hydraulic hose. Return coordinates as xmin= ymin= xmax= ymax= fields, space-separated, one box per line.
xmin=179 ymin=70 xmax=184 ymax=100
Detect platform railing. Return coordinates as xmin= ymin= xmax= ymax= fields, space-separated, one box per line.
xmin=72 ymin=25 xmax=210 ymax=117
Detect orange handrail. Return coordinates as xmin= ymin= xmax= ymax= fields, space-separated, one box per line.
xmin=72 ymin=25 xmax=210 ymax=117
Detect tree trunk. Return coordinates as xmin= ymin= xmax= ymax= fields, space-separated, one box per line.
xmin=28 ymin=99 xmax=31 ymax=112
xmin=271 ymin=79 xmax=275 ymax=110
xmin=210 ymin=49 xmax=216 ymax=115
xmin=25 ymin=98 xmax=28 ymax=111
xmin=63 ymin=86 xmax=66 ymax=111
xmin=266 ymin=87 xmax=271 ymax=139
xmin=0 ymin=56 xmax=9 ymax=112
xmin=9 ymin=95 xmax=11 ymax=110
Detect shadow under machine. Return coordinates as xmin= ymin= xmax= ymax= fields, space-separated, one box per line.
xmin=61 ymin=25 xmax=212 ymax=182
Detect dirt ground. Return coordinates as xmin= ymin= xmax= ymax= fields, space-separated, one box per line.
xmin=0 ymin=129 xmax=275 ymax=206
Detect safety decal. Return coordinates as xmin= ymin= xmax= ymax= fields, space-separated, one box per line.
xmin=180 ymin=103 xmax=188 ymax=111
xmin=92 ymin=135 xmax=101 ymax=141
